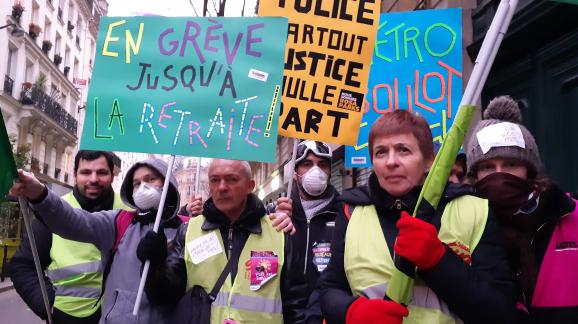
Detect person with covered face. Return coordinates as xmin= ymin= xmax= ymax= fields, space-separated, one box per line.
xmin=9 ymin=159 xmax=187 ymax=323
xmin=467 ymin=95 xmax=578 ymax=323
xmin=269 ymin=140 xmax=340 ymax=324
xmin=318 ymin=109 xmax=515 ymax=324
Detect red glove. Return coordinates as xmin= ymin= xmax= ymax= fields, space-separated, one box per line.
xmin=346 ymin=296 xmax=408 ymax=324
xmin=394 ymin=211 xmax=446 ymax=270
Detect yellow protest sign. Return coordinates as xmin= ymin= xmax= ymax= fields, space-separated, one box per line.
xmin=259 ymin=0 xmax=379 ymax=145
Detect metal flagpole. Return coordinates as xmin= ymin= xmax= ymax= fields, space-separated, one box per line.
xmin=18 ymin=197 xmax=53 ymax=324
xmin=133 ymin=154 xmax=176 ymax=315
xmin=285 ymin=139 xmax=299 ymax=197
xmin=195 ymin=157 xmax=201 ymax=194
xmin=386 ymin=0 xmax=519 ymax=305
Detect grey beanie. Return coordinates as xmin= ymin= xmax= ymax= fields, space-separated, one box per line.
xmin=467 ymin=96 xmax=541 ymax=178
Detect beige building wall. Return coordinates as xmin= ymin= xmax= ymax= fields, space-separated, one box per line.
xmin=1 ymin=0 xmax=107 ymax=191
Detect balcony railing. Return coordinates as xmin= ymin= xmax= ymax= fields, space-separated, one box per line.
xmin=20 ymin=85 xmax=78 ymax=136
xmin=3 ymin=75 xmax=14 ymax=97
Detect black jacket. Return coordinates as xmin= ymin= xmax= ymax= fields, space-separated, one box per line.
xmin=283 ymin=184 xmax=340 ymax=324
xmin=9 ymin=220 xmax=56 ymax=321
xmin=286 ymin=184 xmax=339 ymax=294
xmin=146 ymin=194 xmax=307 ymax=323
xmin=319 ymin=173 xmax=516 ymax=324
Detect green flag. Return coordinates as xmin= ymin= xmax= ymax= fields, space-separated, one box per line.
xmin=0 ymin=109 xmax=17 ymax=198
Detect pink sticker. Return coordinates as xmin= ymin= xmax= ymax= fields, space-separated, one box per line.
xmin=250 ymin=251 xmax=278 ymax=291
xmin=223 ymin=319 xmax=239 ymax=324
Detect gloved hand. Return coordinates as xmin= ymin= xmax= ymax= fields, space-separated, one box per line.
xmin=137 ymin=229 xmax=168 ymax=266
xmin=394 ymin=211 xmax=446 ymax=270
xmin=346 ymin=296 xmax=408 ymax=324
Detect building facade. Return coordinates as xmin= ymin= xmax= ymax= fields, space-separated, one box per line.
xmin=1 ymin=0 xmax=108 ymax=192
xmin=174 ymin=157 xmax=209 ymax=209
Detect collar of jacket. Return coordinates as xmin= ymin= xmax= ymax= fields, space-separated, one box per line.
xmin=368 ymin=172 xmax=422 ymax=212
xmin=535 ymin=183 xmax=576 ymax=223
xmin=201 ymin=194 xmax=265 ymax=234
xmin=72 ymin=185 xmax=115 ymax=212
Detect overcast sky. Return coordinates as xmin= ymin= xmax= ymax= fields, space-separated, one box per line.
xmin=107 ymin=0 xmax=258 ymax=17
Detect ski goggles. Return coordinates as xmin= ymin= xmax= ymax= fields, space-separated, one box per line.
xmin=295 ymin=141 xmax=332 ymax=164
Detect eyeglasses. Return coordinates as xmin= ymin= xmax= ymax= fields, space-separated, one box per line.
xmin=513 ymin=191 xmax=540 ymax=216
xmin=295 ymin=141 xmax=332 ymax=164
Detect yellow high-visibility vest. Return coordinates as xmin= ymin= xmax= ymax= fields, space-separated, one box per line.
xmin=344 ymin=195 xmax=488 ymax=324
xmin=184 ymin=214 xmax=285 ymax=324
xmin=47 ymin=192 xmax=126 ymax=317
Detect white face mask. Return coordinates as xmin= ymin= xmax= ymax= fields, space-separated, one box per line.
xmin=132 ymin=182 xmax=162 ymax=211
xmin=299 ymin=166 xmax=328 ymax=197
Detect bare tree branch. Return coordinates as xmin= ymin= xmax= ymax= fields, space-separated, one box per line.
xmin=217 ymin=0 xmax=226 ymax=16
xmin=188 ymin=0 xmax=200 ymax=16
xmin=203 ymin=0 xmax=209 ymax=16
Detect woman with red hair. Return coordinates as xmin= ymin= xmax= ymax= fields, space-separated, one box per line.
xmin=319 ymin=109 xmax=515 ymax=324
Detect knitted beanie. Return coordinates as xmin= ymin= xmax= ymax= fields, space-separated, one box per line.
xmin=467 ymin=96 xmax=541 ymax=178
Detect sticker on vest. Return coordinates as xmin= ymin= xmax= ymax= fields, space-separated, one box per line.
xmin=186 ymin=231 xmax=223 ymax=264
xmin=312 ymin=242 xmax=331 ymax=272
xmin=223 ymin=319 xmax=239 ymax=324
xmin=250 ymin=251 xmax=278 ymax=291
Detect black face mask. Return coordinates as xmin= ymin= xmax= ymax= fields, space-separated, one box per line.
xmin=475 ymin=172 xmax=541 ymax=230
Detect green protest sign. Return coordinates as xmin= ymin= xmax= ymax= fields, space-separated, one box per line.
xmin=80 ymin=17 xmax=288 ymax=162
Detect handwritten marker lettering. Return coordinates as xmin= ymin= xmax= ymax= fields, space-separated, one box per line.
xmin=173 ymin=108 xmax=191 ymax=145
xmin=235 ymin=96 xmax=258 ymax=136
xmin=188 ymin=120 xmax=208 ymax=148
xmin=226 ymin=109 xmax=235 ymax=151
xmin=264 ymin=85 xmax=280 ymax=138
xmin=140 ymin=103 xmax=159 ymax=144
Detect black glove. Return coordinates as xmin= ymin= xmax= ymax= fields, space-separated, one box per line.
xmin=137 ymin=229 xmax=168 ymax=266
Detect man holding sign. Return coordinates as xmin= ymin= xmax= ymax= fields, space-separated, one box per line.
xmin=138 ymin=159 xmax=307 ymax=324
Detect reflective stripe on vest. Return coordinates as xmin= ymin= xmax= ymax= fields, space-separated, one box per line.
xmin=359 ymin=283 xmax=454 ymax=318
xmin=185 ymin=215 xmax=285 ymax=323
xmin=55 ymin=285 xmax=102 ymax=299
xmin=212 ymin=291 xmax=284 ymax=314
xmin=344 ymin=195 xmax=488 ymax=324
xmin=47 ymin=192 xmax=127 ymax=318
xmin=46 ymin=260 xmax=102 ymax=281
